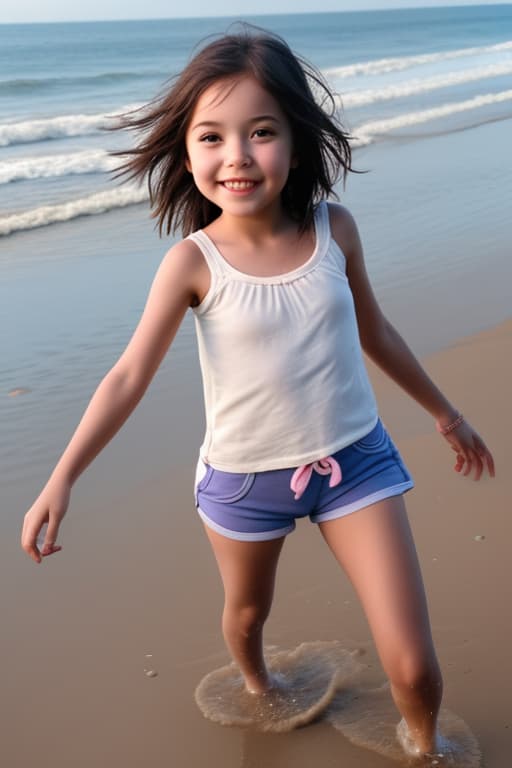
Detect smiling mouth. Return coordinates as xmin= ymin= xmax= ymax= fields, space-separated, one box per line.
xmin=221 ymin=180 xmax=258 ymax=191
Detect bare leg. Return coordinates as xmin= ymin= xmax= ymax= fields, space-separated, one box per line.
xmin=319 ymin=496 xmax=442 ymax=754
xmin=204 ymin=526 xmax=285 ymax=693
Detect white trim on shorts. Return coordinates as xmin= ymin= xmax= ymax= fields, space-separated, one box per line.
xmin=310 ymin=480 xmax=414 ymax=524
xmin=197 ymin=505 xmax=295 ymax=541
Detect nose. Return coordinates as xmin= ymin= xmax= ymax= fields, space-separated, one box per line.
xmin=224 ymin=136 xmax=252 ymax=168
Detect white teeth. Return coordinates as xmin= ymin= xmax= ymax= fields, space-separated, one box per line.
xmin=223 ymin=180 xmax=255 ymax=190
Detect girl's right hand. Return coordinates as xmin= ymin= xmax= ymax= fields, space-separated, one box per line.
xmin=21 ymin=477 xmax=70 ymax=563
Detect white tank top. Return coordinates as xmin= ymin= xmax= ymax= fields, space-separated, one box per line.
xmin=189 ymin=202 xmax=378 ymax=472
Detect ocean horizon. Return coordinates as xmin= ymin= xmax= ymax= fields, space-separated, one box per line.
xmin=1 ymin=4 xmax=511 ymax=237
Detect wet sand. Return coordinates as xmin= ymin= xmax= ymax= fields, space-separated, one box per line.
xmin=2 ymin=316 xmax=509 ymax=767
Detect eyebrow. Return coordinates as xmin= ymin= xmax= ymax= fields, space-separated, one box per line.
xmin=190 ymin=115 xmax=281 ymax=132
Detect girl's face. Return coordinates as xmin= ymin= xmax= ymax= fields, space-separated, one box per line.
xmin=185 ymin=75 xmax=296 ymax=221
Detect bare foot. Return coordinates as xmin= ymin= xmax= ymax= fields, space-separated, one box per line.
xmin=246 ymin=672 xmax=288 ymax=696
xmin=396 ymin=718 xmax=436 ymax=758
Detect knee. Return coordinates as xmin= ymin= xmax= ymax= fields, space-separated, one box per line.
xmin=223 ymin=601 xmax=270 ymax=637
xmin=388 ymin=650 xmax=443 ymax=694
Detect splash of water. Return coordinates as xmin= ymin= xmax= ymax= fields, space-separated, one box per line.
xmin=195 ymin=641 xmax=482 ymax=766
xmin=195 ymin=641 xmax=362 ymax=733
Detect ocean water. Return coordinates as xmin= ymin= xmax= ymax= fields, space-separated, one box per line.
xmin=2 ymin=6 xmax=512 ymax=496
xmin=1 ymin=5 xmax=512 ymax=235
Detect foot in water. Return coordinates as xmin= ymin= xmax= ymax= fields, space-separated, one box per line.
xmin=246 ymin=672 xmax=289 ymax=695
xmin=396 ymin=717 xmax=478 ymax=766
xmin=195 ymin=641 xmax=362 ymax=732
xmin=327 ymin=682 xmax=482 ymax=767
xmin=396 ymin=718 xmax=437 ymax=758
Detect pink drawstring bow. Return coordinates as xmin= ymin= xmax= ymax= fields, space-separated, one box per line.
xmin=290 ymin=456 xmax=342 ymax=500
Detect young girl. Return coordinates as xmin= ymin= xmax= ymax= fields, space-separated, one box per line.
xmin=21 ymin=27 xmax=494 ymax=760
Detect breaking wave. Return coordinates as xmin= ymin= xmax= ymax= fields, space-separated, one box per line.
xmin=325 ymin=39 xmax=512 ymax=79
xmin=0 ymin=149 xmax=116 ymax=184
xmin=0 ymin=185 xmax=148 ymax=237
xmin=352 ymin=88 xmax=512 ymax=145
xmin=0 ymin=105 xmax=139 ymax=147
xmin=342 ymin=61 xmax=512 ymax=107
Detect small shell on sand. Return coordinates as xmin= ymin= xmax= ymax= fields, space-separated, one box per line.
xmin=473 ymin=535 xmax=485 ymax=542
xmin=7 ymin=387 xmax=31 ymax=397
xmin=145 ymin=669 xmax=158 ymax=678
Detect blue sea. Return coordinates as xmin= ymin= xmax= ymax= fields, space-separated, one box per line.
xmin=1 ymin=5 xmax=512 ymax=235
xmin=1 ymin=5 xmax=512 ymax=493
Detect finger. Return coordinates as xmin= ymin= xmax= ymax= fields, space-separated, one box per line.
xmin=471 ymin=449 xmax=484 ymax=481
xmin=485 ymin=450 xmax=496 ymax=478
xmin=43 ymin=518 xmax=62 ymax=555
xmin=454 ymin=454 xmax=465 ymax=473
xmin=40 ymin=533 xmax=61 ymax=556
xmin=21 ymin=532 xmax=42 ymax=564
xmin=27 ymin=545 xmax=42 ymax=564
xmin=41 ymin=544 xmax=62 ymax=557
xmin=464 ymin=445 xmax=484 ymax=481
xmin=462 ymin=453 xmax=473 ymax=477
xmin=473 ymin=440 xmax=496 ymax=479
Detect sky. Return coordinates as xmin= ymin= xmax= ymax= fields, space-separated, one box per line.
xmin=0 ymin=0 xmax=510 ymax=25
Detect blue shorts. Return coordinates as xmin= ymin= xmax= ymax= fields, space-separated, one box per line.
xmin=194 ymin=419 xmax=414 ymax=542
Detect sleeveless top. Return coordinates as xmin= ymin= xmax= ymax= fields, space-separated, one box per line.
xmin=188 ymin=201 xmax=378 ymax=472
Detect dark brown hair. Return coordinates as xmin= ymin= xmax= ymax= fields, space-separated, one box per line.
xmin=111 ymin=24 xmax=354 ymax=236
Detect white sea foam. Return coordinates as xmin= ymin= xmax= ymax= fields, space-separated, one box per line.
xmin=352 ymin=88 xmax=512 ymax=146
xmin=342 ymin=61 xmax=512 ymax=107
xmin=4 ymin=87 xmax=512 ymax=236
xmin=0 ymin=113 xmax=112 ymax=147
xmin=0 ymin=185 xmax=148 ymax=236
xmin=0 ymin=104 xmax=140 ymax=147
xmin=3 ymin=39 xmax=511 ymax=151
xmin=325 ymin=39 xmax=512 ymax=79
xmin=0 ymin=149 xmax=116 ymax=184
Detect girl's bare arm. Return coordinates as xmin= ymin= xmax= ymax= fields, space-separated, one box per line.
xmin=329 ymin=203 xmax=495 ymax=481
xmin=21 ymin=239 xmax=207 ymax=563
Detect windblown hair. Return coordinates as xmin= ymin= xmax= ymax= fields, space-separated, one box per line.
xmin=111 ymin=25 xmax=354 ymax=236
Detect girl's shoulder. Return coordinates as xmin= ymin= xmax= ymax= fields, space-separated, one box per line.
xmin=158 ymin=237 xmax=211 ymax=308
xmin=164 ymin=235 xmax=206 ymax=262
xmin=324 ymin=202 xmax=361 ymax=260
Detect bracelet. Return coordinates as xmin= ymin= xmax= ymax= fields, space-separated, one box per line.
xmin=436 ymin=412 xmax=464 ymax=435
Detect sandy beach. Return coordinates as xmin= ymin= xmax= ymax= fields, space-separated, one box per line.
xmin=2 ymin=51 xmax=511 ymax=768
xmin=2 ymin=314 xmax=509 ymax=767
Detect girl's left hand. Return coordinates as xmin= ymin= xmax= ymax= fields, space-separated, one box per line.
xmin=441 ymin=420 xmax=495 ymax=480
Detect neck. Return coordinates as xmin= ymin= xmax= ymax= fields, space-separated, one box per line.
xmin=211 ymin=204 xmax=296 ymax=246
